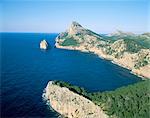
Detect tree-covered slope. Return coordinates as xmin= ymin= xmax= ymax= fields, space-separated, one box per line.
xmin=53 ymin=80 xmax=150 ymax=118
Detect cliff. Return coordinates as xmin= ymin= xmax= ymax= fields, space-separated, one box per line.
xmin=43 ymin=80 xmax=150 ymax=118
xmin=43 ymin=81 xmax=108 ymax=118
xmin=55 ymin=22 xmax=150 ymax=79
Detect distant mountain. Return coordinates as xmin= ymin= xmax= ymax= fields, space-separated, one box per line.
xmin=108 ymin=30 xmax=135 ymax=37
xmin=55 ymin=22 xmax=150 ymax=79
xmin=106 ymin=30 xmax=150 ymax=48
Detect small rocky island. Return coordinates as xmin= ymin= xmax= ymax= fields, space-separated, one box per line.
xmin=40 ymin=40 xmax=48 ymax=50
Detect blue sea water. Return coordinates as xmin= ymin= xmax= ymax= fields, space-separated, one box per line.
xmin=1 ymin=33 xmax=141 ymax=117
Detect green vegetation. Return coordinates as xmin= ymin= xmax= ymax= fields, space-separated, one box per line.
xmin=105 ymin=47 xmax=115 ymax=55
xmin=129 ymin=35 xmax=150 ymax=49
xmin=53 ymin=80 xmax=150 ymax=118
xmin=75 ymin=33 xmax=84 ymax=40
xmin=124 ymin=39 xmax=144 ymax=53
xmin=86 ymin=29 xmax=101 ymax=37
xmin=134 ymin=60 xmax=148 ymax=69
xmin=88 ymin=80 xmax=150 ymax=118
xmin=52 ymin=80 xmax=87 ymax=96
xmin=101 ymin=35 xmax=118 ymax=42
xmin=101 ymin=34 xmax=150 ymax=49
xmin=105 ymin=47 xmax=123 ymax=58
xmin=61 ymin=37 xmax=79 ymax=46
xmin=134 ymin=56 xmax=150 ymax=69
xmin=59 ymin=32 xmax=68 ymax=39
xmin=105 ymin=39 xmax=144 ymax=56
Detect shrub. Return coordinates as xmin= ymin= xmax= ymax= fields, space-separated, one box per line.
xmin=61 ymin=38 xmax=79 ymax=46
xmin=53 ymin=80 xmax=150 ymax=118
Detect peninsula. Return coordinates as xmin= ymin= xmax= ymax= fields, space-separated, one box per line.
xmin=43 ymin=81 xmax=108 ymax=118
xmin=55 ymin=22 xmax=150 ymax=79
xmin=44 ymin=80 xmax=150 ymax=118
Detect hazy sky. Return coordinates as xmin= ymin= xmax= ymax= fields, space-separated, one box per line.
xmin=1 ymin=0 xmax=150 ymax=33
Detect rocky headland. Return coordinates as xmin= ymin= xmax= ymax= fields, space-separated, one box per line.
xmin=55 ymin=22 xmax=150 ymax=79
xmin=43 ymin=81 xmax=108 ymax=118
xmin=43 ymin=80 xmax=150 ymax=118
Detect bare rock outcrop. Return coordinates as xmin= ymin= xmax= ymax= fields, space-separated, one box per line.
xmin=43 ymin=81 xmax=108 ymax=118
xmin=67 ymin=21 xmax=85 ymax=35
xmin=40 ymin=40 xmax=48 ymax=50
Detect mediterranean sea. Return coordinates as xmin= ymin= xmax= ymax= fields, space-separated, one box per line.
xmin=1 ymin=33 xmax=141 ymax=117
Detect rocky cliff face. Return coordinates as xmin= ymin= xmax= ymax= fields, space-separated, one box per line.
xmin=55 ymin=22 xmax=150 ymax=79
xmin=43 ymin=81 xmax=108 ymax=118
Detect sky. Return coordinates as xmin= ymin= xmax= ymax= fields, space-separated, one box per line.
xmin=0 ymin=0 xmax=150 ymax=33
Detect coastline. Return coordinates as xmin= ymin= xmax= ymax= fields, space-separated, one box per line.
xmin=43 ymin=80 xmax=150 ymax=118
xmin=55 ymin=43 xmax=150 ymax=79
xmin=110 ymin=60 xmax=146 ymax=79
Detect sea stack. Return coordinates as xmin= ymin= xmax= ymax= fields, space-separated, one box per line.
xmin=40 ymin=40 xmax=48 ymax=50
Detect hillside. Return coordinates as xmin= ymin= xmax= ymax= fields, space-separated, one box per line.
xmin=52 ymin=80 xmax=150 ymax=118
xmin=55 ymin=22 xmax=150 ymax=79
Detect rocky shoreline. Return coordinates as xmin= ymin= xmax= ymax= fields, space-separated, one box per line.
xmin=54 ymin=22 xmax=150 ymax=79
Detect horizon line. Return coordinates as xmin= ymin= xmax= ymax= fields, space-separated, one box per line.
xmin=0 ymin=31 xmax=149 ymax=34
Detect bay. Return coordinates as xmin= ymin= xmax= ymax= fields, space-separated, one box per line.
xmin=1 ymin=33 xmax=141 ymax=117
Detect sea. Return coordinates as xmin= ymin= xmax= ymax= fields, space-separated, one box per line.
xmin=1 ymin=33 xmax=141 ymax=117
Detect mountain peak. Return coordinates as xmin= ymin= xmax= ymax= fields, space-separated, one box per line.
xmin=67 ymin=21 xmax=85 ymax=35
xmin=71 ymin=21 xmax=82 ymax=27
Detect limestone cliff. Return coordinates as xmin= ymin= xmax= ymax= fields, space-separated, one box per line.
xmin=55 ymin=22 xmax=150 ymax=79
xmin=43 ymin=81 xmax=108 ymax=118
